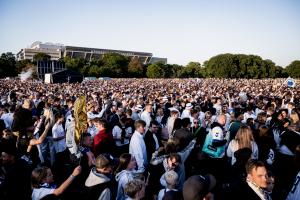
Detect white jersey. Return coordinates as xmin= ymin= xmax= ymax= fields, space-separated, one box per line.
xmin=286 ymin=171 xmax=300 ymax=200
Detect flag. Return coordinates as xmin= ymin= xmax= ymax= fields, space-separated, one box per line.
xmin=286 ymin=77 xmax=296 ymax=88
xmin=74 ymin=96 xmax=87 ymax=144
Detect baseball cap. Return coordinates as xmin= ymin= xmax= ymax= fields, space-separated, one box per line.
xmin=168 ymin=107 xmax=179 ymax=113
xmin=185 ymin=103 xmax=193 ymax=109
xmin=211 ymin=126 xmax=224 ymax=140
xmin=134 ymin=105 xmax=143 ymax=111
xmin=183 ymin=174 xmax=216 ymax=200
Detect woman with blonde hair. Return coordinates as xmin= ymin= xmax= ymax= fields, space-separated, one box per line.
xmin=290 ymin=109 xmax=299 ymax=124
xmin=226 ymin=125 xmax=258 ymax=165
xmin=28 ymin=103 xmax=56 ymax=165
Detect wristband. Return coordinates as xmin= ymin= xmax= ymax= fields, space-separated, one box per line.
xmin=70 ymin=174 xmax=76 ymax=180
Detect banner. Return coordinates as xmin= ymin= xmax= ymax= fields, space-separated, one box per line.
xmin=74 ymin=96 xmax=87 ymax=144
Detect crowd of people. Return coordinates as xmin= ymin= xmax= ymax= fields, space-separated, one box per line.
xmin=0 ymin=78 xmax=299 ymax=200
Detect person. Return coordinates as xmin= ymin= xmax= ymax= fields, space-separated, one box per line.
xmin=78 ymin=133 xmax=95 ymax=180
xmin=0 ymin=143 xmax=31 ymax=200
xmin=52 ymin=113 xmax=69 ymax=181
xmin=157 ymin=170 xmax=179 ymax=200
xmin=93 ymin=118 xmax=115 ymax=157
xmin=148 ymin=153 xmax=186 ymax=198
xmin=227 ymin=125 xmax=258 ymax=165
xmin=228 ymin=111 xmax=244 ymax=140
xmin=0 ymin=104 xmax=14 ymax=130
xmin=230 ymin=159 xmax=270 ymax=200
xmin=129 ymin=120 xmax=147 ymax=173
xmin=166 ymin=108 xmax=180 ymax=139
xmin=286 ymin=171 xmax=300 ymax=200
xmin=28 ymin=105 xmax=55 ymax=165
xmin=182 ymin=174 xmax=216 ymax=200
xmin=202 ymin=114 xmax=228 ymax=159
xmin=31 ymin=165 xmax=81 ymax=200
xmin=140 ymin=104 xmax=153 ymax=130
xmin=181 ymin=102 xmax=193 ymax=119
xmin=124 ymin=179 xmax=146 ymax=200
xmin=201 ymin=114 xmax=229 ymax=180
xmin=83 ymin=154 xmax=116 ymax=200
xmin=115 ymin=153 xmax=137 ymax=200
xmin=286 ymin=145 xmax=300 ymax=200
xmin=144 ymin=120 xmax=161 ymax=162
xmin=173 ymin=118 xmax=193 ymax=150
xmin=112 ymin=116 xmax=132 ymax=156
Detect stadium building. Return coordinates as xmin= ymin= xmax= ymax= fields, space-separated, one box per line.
xmin=17 ymin=41 xmax=167 ymax=64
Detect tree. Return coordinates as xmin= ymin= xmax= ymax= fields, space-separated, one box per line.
xmin=285 ymin=60 xmax=300 ymax=78
xmin=16 ymin=59 xmax=32 ymax=73
xmin=0 ymin=52 xmax=17 ymax=77
xmin=33 ymin=53 xmax=51 ymax=62
xmin=128 ymin=57 xmax=144 ymax=77
xmin=64 ymin=57 xmax=86 ymax=72
xmin=146 ymin=62 xmax=165 ymax=78
xmin=88 ymin=65 xmax=102 ymax=77
xmin=179 ymin=62 xmax=203 ymax=78
xmin=102 ymin=53 xmax=130 ymax=77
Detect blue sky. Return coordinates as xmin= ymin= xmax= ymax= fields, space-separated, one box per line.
xmin=0 ymin=0 xmax=299 ymax=67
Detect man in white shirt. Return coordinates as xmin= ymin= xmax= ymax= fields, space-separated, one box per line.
xmin=129 ymin=120 xmax=147 ymax=173
xmin=140 ymin=104 xmax=153 ymax=130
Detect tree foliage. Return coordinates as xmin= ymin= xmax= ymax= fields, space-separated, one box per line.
xmin=0 ymin=52 xmax=17 ymax=78
xmin=285 ymin=60 xmax=300 ymax=78
xmin=0 ymin=51 xmax=298 ymax=79
xmin=204 ymin=53 xmax=285 ymax=78
xmin=33 ymin=53 xmax=51 ymax=63
xmin=128 ymin=57 xmax=144 ymax=77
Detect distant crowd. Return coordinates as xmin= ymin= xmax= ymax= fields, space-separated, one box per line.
xmin=0 ymin=78 xmax=299 ymax=200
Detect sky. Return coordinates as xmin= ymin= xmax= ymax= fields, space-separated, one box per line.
xmin=0 ymin=0 xmax=300 ymax=67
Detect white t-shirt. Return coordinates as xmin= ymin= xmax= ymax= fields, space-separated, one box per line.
xmin=112 ymin=126 xmax=132 ymax=146
xmin=226 ymin=140 xmax=259 ymax=165
xmin=32 ymin=188 xmax=55 ymax=200
xmin=52 ymin=123 xmax=67 ymax=153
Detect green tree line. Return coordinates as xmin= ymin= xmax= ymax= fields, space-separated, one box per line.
xmin=1 ymin=52 xmax=299 ymax=78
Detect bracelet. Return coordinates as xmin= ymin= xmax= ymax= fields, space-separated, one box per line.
xmin=70 ymin=174 xmax=76 ymax=180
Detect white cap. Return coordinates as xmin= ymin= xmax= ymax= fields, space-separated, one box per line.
xmin=169 ymin=107 xmax=179 ymax=113
xmin=134 ymin=105 xmax=143 ymax=111
xmin=212 ymin=126 xmax=223 ymax=140
xmin=185 ymin=103 xmax=193 ymax=109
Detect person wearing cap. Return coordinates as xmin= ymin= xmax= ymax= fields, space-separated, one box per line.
xmin=181 ymin=102 xmax=193 ymax=119
xmin=132 ymin=105 xmax=142 ymax=121
xmin=84 ymin=154 xmax=116 ymax=200
xmin=183 ymin=174 xmax=216 ymax=200
xmin=129 ymin=120 xmax=147 ymax=173
xmin=202 ymin=114 xmax=229 ymax=179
